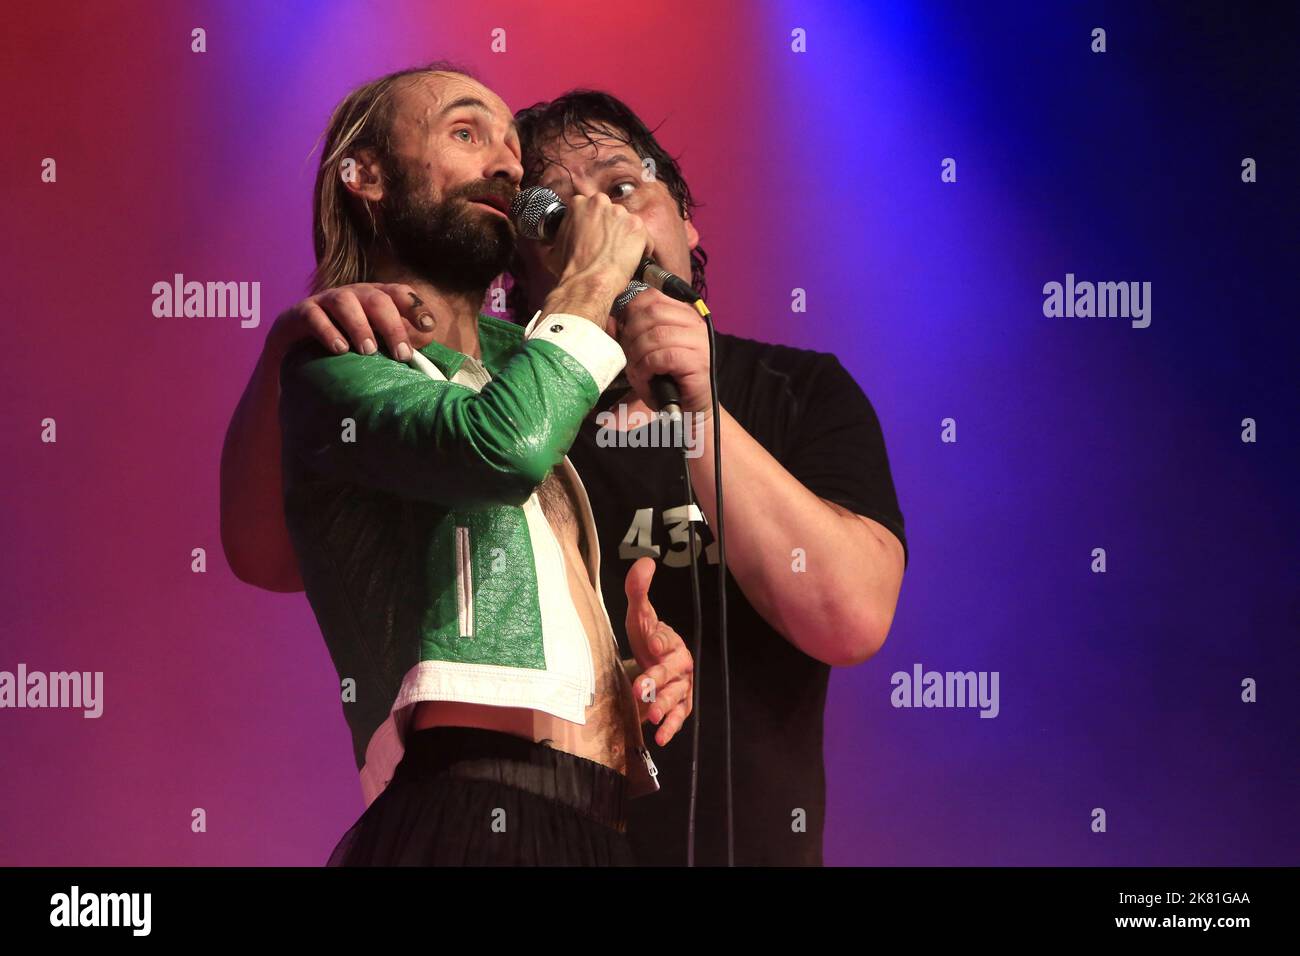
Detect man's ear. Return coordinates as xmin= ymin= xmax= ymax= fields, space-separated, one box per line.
xmin=341 ymin=147 xmax=386 ymax=203
xmin=684 ymin=213 xmax=700 ymax=252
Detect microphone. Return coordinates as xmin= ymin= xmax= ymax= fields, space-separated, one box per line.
xmin=511 ymin=186 xmax=698 ymax=419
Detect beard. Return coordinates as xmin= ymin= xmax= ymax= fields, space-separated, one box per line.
xmin=378 ymin=163 xmax=516 ymax=295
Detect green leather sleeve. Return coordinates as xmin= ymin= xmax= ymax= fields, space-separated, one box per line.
xmin=279 ymin=338 xmax=601 ymax=507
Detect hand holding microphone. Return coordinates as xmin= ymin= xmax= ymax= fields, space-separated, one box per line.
xmin=519 ymin=189 xmax=653 ymax=316
xmin=513 ymin=186 xmax=703 ymax=418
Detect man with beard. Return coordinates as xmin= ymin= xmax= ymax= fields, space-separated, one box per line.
xmin=231 ymin=63 xmax=695 ymax=865
xmin=224 ymin=77 xmax=906 ymax=866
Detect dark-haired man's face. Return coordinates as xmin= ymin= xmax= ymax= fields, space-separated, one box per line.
xmin=374 ymin=72 xmax=524 ymax=293
xmin=514 ymin=127 xmax=700 ymax=317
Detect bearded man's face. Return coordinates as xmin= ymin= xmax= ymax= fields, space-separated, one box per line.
xmin=370 ymin=72 xmax=524 ymax=294
xmin=380 ymin=159 xmax=517 ymax=294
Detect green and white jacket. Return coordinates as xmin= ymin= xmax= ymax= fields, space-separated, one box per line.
xmin=279 ymin=309 xmax=660 ymax=806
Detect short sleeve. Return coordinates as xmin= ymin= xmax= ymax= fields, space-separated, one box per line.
xmin=782 ymin=354 xmax=908 ymax=569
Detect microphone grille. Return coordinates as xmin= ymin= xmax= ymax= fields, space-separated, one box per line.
xmin=612 ymin=281 xmax=650 ymax=314
xmin=510 ymin=186 xmax=563 ymax=240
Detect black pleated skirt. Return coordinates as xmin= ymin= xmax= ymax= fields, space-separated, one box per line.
xmin=327 ymin=725 xmax=636 ymax=866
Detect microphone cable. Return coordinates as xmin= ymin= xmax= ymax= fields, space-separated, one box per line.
xmin=680 ymin=394 xmax=705 ymax=865
xmin=676 ymin=296 xmax=731 ymax=867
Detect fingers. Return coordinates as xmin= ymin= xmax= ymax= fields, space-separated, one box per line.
xmin=313 ymin=288 xmax=380 ymax=355
xmin=623 ymin=556 xmax=658 ymax=654
xmin=623 ymin=554 xmax=655 ymax=605
xmin=352 ymin=286 xmax=415 ymax=360
xmin=633 ymin=622 xmax=693 ymax=725
xmin=635 ymin=664 xmax=669 ymax=707
xmin=647 ymin=619 xmax=690 ymax=663
xmin=638 ymin=666 xmax=694 ymax=746
xmin=617 ymin=296 xmax=702 ymax=367
xmin=617 ymin=292 xmax=711 ymax=414
xmin=377 ymin=284 xmax=436 ymax=332
xmin=617 ymin=295 xmax=704 ymax=375
xmin=633 ymin=346 xmax=696 ymax=379
xmin=642 ymin=672 xmax=692 ymax=725
xmin=654 ymin=700 xmax=691 ymax=746
xmin=549 ymin=192 xmax=651 ymax=287
xmin=296 ymin=300 xmax=350 ymax=354
xmin=618 ymin=293 xmax=703 ymax=340
xmin=300 ymin=283 xmax=426 ymax=360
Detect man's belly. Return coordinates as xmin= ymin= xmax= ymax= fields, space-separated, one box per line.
xmin=411 ymin=495 xmax=637 ymax=774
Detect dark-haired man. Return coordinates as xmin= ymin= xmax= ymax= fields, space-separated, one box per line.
xmin=223 ymin=80 xmax=906 ymax=866
xmin=506 ymin=92 xmax=908 ymax=866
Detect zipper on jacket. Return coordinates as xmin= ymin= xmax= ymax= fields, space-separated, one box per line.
xmin=455 ymin=525 xmax=474 ymax=638
xmin=640 ymin=748 xmax=660 ymax=788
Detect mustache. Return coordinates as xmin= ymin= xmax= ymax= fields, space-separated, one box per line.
xmin=452 ymin=179 xmax=517 ymax=206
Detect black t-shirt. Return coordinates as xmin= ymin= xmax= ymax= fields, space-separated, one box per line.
xmin=567 ymin=330 xmax=908 ymax=866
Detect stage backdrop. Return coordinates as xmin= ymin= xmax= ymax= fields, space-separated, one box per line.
xmin=2 ymin=0 xmax=1295 ymax=865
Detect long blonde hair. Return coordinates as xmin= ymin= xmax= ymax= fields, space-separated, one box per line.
xmin=309 ymin=61 xmax=478 ymax=293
